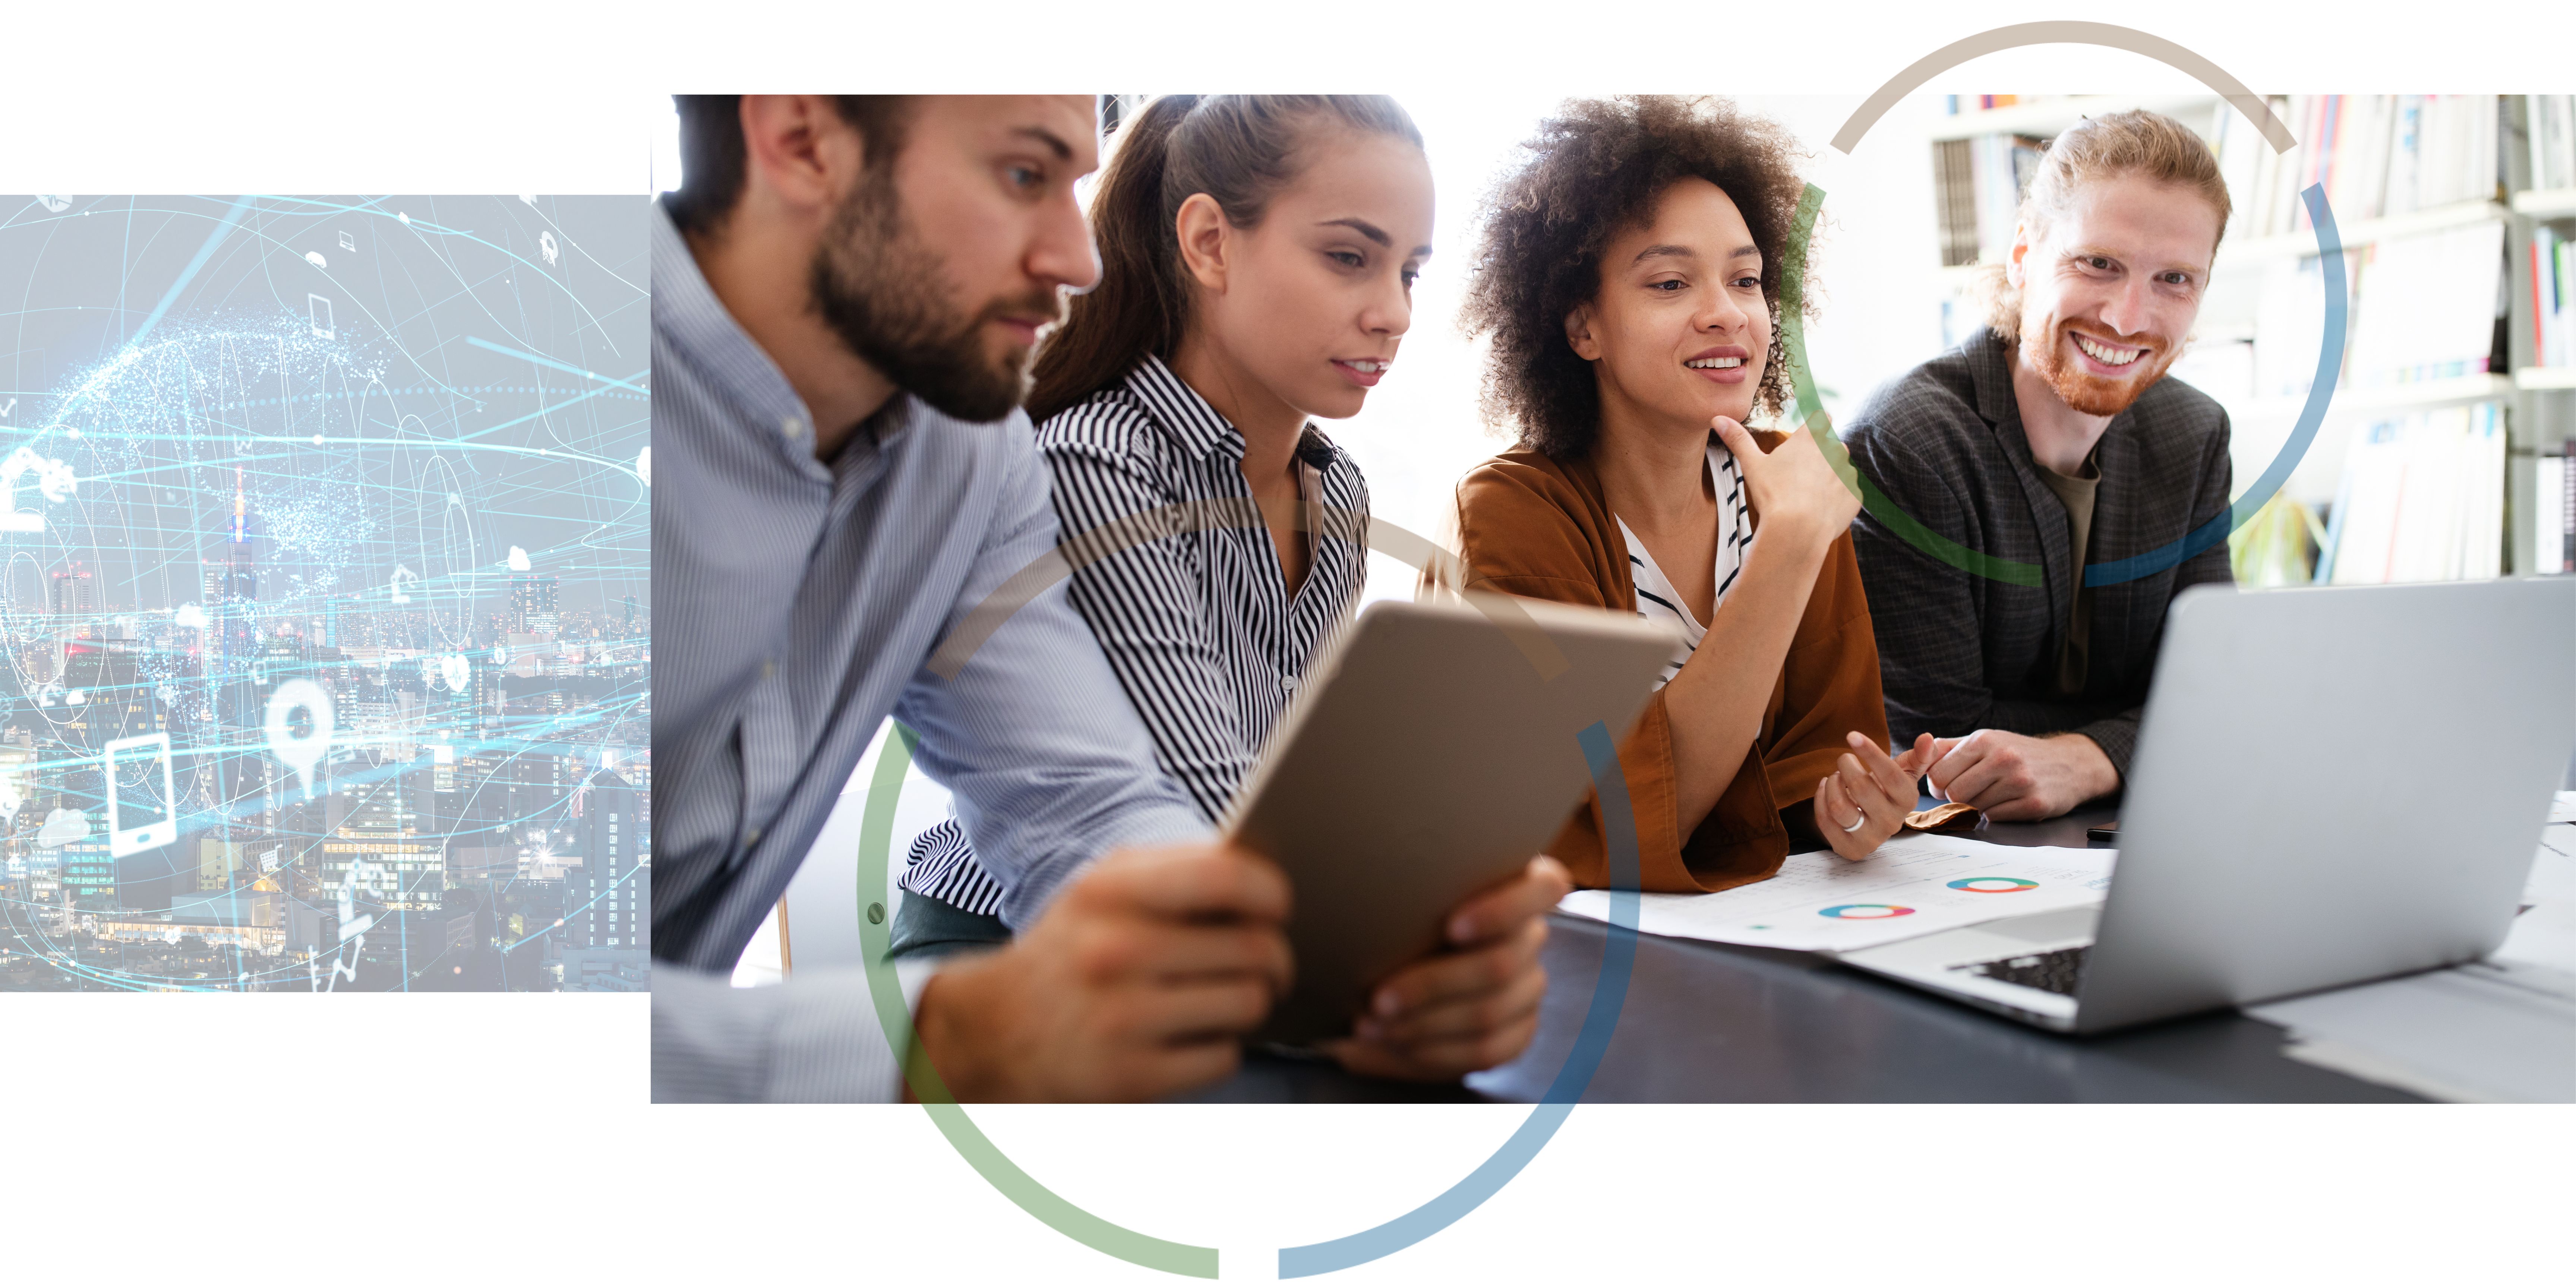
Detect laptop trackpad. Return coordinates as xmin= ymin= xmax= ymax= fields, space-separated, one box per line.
xmin=1985 ymin=906 xmax=2101 ymax=944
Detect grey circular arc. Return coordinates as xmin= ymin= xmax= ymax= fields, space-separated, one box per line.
xmin=1810 ymin=22 xmax=2347 ymax=588
xmin=864 ymin=500 xmax=1646 ymax=1279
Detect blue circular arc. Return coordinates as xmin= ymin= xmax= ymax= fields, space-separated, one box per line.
xmin=1275 ymin=720 xmax=1642 ymax=1278
xmin=2083 ymin=185 xmax=2347 ymax=585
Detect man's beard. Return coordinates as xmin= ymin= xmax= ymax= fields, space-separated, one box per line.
xmin=2021 ymin=313 xmax=2176 ymax=418
xmin=808 ymin=168 xmax=1057 ymax=425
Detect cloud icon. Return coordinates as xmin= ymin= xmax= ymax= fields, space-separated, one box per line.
xmin=304 ymin=251 xmax=328 ymax=269
xmin=506 ymin=546 xmax=531 ymax=572
xmin=174 ymin=602 xmax=209 ymax=629
xmin=37 ymin=807 xmax=89 ymax=848
xmin=637 ymin=445 xmax=651 ymax=487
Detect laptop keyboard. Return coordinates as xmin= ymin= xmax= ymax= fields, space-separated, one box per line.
xmin=1963 ymin=945 xmax=2090 ymax=996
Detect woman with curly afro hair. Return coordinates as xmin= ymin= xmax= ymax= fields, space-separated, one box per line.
xmin=1439 ymin=95 xmax=1933 ymax=893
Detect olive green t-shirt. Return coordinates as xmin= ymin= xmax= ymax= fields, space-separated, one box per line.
xmin=2035 ymin=451 xmax=2100 ymax=697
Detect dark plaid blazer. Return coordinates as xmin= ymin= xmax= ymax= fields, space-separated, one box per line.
xmin=1840 ymin=328 xmax=2234 ymax=782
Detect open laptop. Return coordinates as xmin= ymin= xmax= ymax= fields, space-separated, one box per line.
xmin=1838 ymin=577 xmax=2576 ymax=1034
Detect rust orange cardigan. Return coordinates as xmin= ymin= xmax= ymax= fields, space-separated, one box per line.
xmin=1442 ymin=434 xmax=1888 ymax=894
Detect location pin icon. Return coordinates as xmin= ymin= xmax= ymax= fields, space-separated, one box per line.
xmin=263 ymin=679 xmax=336 ymax=799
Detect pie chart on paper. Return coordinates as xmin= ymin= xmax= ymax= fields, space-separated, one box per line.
xmin=1947 ymin=877 xmax=2040 ymax=893
xmin=1816 ymin=903 xmax=1914 ymax=919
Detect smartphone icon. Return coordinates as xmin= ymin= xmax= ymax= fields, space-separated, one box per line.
xmin=106 ymin=732 xmax=177 ymax=858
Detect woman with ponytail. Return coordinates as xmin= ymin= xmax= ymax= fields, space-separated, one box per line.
xmin=893 ymin=95 xmax=1573 ymax=1082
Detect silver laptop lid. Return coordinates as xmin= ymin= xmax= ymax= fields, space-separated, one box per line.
xmin=2074 ymin=578 xmax=2576 ymax=1033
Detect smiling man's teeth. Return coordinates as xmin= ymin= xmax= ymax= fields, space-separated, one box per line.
xmin=1685 ymin=357 xmax=1744 ymax=369
xmin=2074 ymin=336 xmax=2143 ymax=367
xmin=1343 ymin=360 xmax=1386 ymax=373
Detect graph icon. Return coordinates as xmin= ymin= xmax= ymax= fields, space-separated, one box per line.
xmin=1947 ymin=877 xmax=2041 ymax=893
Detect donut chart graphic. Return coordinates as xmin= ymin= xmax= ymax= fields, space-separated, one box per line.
xmin=1948 ymin=877 xmax=2041 ymax=893
xmin=1817 ymin=904 xmax=1916 ymax=919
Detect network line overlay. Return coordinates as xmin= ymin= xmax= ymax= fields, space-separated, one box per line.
xmin=0 ymin=195 xmax=648 ymax=992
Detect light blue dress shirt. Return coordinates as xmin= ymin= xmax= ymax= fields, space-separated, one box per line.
xmin=647 ymin=199 xmax=1205 ymax=1100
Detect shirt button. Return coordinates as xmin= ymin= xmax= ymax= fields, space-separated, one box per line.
xmin=744 ymin=827 xmax=763 ymax=847
xmin=762 ymin=659 xmax=777 ymax=679
xmin=1281 ymin=675 xmax=1299 ymax=692
xmin=782 ymin=415 xmax=805 ymax=439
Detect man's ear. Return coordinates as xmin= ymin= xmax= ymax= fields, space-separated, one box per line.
xmin=1563 ymin=303 xmax=1602 ymax=363
xmin=1175 ymin=193 xmax=1232 ymax=292
xmin=2005 ymin=221 xmax=2033 ymax=289
xmin=739 ymin=94 xmax=859 ymax=219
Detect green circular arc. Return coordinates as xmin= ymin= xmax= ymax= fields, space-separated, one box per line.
xmin=1777 ymin=182 xmax=2047 ymax=586
xmin=853 ymin=724 xmax=1220 ymax=1279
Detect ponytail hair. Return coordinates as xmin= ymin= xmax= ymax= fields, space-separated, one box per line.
xmin=1027 ymin=94 xmax=1424 ymax=426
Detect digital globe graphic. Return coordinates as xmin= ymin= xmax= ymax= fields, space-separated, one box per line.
xmin=0 ymin=195 xmax=648 ymax=991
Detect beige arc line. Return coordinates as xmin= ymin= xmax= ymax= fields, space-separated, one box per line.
xmin=1828 ymin=22 xmax=2298 ymax=155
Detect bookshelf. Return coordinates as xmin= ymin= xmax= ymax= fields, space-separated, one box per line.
xmin=2515 ymin=97 xmax=2576 ymax=575
xmin=2241 ymin=374 xmax=2520 ymax=423
xmin=2217 ymin=198 xmax=2507 ymax=266
xmin=1927 ymin=94 xmax=2219 ymax=143
xmin=2516 ymin=189 xmax=2576 ymax=220
xmin=1924 ymin=93 xmax=2576 ymax=582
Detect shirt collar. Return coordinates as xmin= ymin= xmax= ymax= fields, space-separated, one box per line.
xmin=1966 ymin=326 xmax=2021 ymax=430
xmin=1123 ymin=353 xmax=1239 ymax=461
xmin=653 ymin=199 xmax=868 ymax=483
xmin=1121 ymin=352 xmax=1339 ymax=468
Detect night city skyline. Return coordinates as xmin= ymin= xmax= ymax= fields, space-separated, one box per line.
xmin=0 ymin=194 xmax=650 ymax=991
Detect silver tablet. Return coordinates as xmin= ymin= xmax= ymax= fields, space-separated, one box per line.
xmin=1226 ymin=594 xmax=1678 ymax=1045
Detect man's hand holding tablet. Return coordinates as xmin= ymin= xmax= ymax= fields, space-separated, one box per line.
xmin=1322 ymin=855 xmax=1573 ymax=1080
xmin=910 ymin=842 xmax=1573 ymax=1097
xmin=911 ymin=842 xmax=1292 ymax=1103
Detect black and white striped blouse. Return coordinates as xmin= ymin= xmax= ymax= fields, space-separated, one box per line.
xmin=1617 ymin=438 xmax=1752 ymax=689
xmin=900 ymin=354 xmax=1372 ymax=915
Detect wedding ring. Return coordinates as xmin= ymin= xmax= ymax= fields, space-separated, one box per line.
xmin=1841 ymin=801 xmax=1869 ymax=833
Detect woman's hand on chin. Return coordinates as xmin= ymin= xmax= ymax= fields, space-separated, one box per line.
xmin=1713 ymin=415 xmax=1860 ymax=556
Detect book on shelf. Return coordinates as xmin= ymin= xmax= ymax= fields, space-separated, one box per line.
xmin=1944 ymin=95 xmax=2026 ymax=115
xmin=2244 ymin=218 xmax=2502 ymax=404
xmin=1933 ymin=138 xmax=1979 ymax=268
xmin=2343 ymin=220 xmax=2507 ymax=388
xmin=2213 ymin=95 xmax=2501 ymax=240
xmin=2535 ymin=454 xmax=2570 ymax=576
xmin=2319 ymin=402 xmax=2506 ymax=585
xmin=1929 ymin=133 xmax=2043 ymax=268
xmin=1975 ymin=134 xmax=2043 ymax=263
xmin=2530 ymin=95 xmax=2575 ymax=194
xmin=2535 ymin=224 xmax=2573 ymax=370
xmin=2250 ymin=252 xmax=2358 ymax=401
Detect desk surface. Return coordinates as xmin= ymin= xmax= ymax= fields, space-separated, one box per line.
xmin=1186 ymin=803 xmax=2420 ymax=1104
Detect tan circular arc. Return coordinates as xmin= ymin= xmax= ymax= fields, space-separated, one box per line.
xmin=1827 ymin=21 xmax=2297 ymax=156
